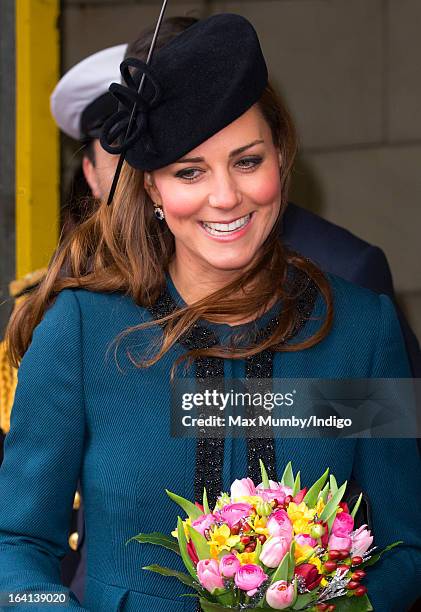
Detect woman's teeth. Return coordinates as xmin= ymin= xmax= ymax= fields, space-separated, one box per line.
xmin=201 ymin=213 xmax=251 ymax=235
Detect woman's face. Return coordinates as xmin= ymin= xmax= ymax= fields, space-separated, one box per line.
xmin=145 ymin=104 xmax=282 ymax=278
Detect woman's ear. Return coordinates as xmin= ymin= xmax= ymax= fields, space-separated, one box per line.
xmin=144 ymin=173 xmax=162 ymax=206
xmin=82 ymin=155 xmax=101 ymax=199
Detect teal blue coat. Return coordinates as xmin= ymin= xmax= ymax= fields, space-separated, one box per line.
xmin=0 ymin=273 xmax=420 ymax=611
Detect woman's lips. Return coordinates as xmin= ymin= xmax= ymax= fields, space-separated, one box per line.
xmin=198 ymin=212 xmax=254 ymax=242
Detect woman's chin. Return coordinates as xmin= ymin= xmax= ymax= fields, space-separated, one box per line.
xmin=200 ymin=255 xmax=255 ymax=274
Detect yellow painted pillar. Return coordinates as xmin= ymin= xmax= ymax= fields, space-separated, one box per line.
xmin=15 ymin=0 xmax=60 ymax=278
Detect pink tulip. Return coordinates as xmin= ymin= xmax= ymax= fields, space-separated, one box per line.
xmin=267 ymin=510 xmax=293 ymax=542
xmin=219 ymin=553 xmax=241 ymax=578
xmin=292 ymin=487 xmax=307 ymax=504
xmin=234 ymin=564 xmax=268 ymax=596
xmin=230 ymin=477 xmax=256 ymax=499
xmin=256 ymin=481 xmax=293 ymax=505
xmin=351 ymin=525 xmax=374 ymax=557
xmin=260 ymin=536 xmax=290 ymax=568
xmin=328 ymin=533 xmax=352 ymax=552
xmin=217 ymin=503 xmax=253 ymax=528
xmin=197 ymin=559 xmax=224 ymax=593
xmin=191 ymin=513 xmax=216 ymax=536
xmin=294 ymin=533 xmax=317 ymax=548
xmin=332 ymin=512 xmax=354 ymax=537
xmin=266 ymin=580 xmax=295 ymax=609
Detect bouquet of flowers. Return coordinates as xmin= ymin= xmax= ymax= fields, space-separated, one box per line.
xmin=128 ymin=461 xmax=400 ymax=611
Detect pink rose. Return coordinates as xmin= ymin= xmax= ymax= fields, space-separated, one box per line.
xmin=197 ymin=559 xmax=224 ymax=593
xmin=294 ymin=533 xmax=317 ymax=548
xmin=332 ymin=512 xmax=354 ymax=537
xmin=328 ymin=533 xmax=352 ymax=552
xmin=234 ymin=564 xmax=268 ymax=596
xmin=191 ymin=513 xmax=216 ymax=536
xmin=351 ymin=525 xmax=374 ymax=557
xmin=260 ymin=536 xmax=290 ymax=568
xmin=230 ymin=477 xmax=256 ymax=499
xmin=267 ymin=510 xmax=293 ymax=543
xmin=219 ymin=553 xmax=241 ymax=578
xmin=217 ymin=503 xmax=253 ymax=528
xmin=256 ymin=481 xmax=293 ymax=504
xmin=265 ymin=580 xmax=295 ymax=609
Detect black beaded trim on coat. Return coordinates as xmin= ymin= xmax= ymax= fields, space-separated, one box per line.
xmin=146 ymin=267 xmax=318 ymax=509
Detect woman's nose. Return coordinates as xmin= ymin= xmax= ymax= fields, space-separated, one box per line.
xmin=208 ymin=172 xmax=242 ymax=209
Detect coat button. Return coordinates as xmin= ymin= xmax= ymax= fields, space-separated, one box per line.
xmin=68 ymin=532 xmax=79 ymax=551
xmin=73 ymin=491 xmax=81 ymax=510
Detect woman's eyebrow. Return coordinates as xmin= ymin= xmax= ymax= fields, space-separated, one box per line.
xmin=175 ymin=139 xmax=264 ymax=164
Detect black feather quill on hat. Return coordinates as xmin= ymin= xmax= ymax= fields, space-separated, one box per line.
xmin=101 ymin=10 xmax=268 ymax=204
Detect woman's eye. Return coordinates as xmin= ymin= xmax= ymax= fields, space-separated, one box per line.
xmin=236 ymin=156 xmax=263 ymax=170
xmin=174 ymin=168 xmax=203 ymax=181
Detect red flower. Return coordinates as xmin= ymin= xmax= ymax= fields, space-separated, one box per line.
xmin=195 ymin=502 xmax=205 ymax=512
xmin=293 ymin=488 xmax=307 ymax=504
xmin=295 ymin=563 xmax=323 ymax=590
xmin=320 ymin=522 xmax=329 ymax=548
xmin=187 ymin=539 xmax=199 ymax=565
xmin=339 ymin=501 xmax=349 ymax=514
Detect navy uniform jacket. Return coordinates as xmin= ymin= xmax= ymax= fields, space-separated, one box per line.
xmin=0 ymin=269 xmax=420 ymax=611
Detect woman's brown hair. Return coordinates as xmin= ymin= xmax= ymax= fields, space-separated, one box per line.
xmin=5 ymin=16 xmax=333 ymax=379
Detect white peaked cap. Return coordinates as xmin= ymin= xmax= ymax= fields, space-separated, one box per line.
xmin=50 ymin=43 xmax=128 ymax=140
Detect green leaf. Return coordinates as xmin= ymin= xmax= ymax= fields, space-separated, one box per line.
xmin=270 ymin=549 xmax=289 ymax=583
xmin=319 ymin=481 xmax=347 ymax=522
xmin=292 ymin=471 xmax=301 ymax=496
xmin=330 ymin=474 xmax=338 ymax=495
xmin=259 ymin=459 xmax=270 ymax=488
xmin=255 ymin=538 xmax=262 ymax=565
xmin=350 ymin=492 xmax=363 ymax=519
xmin=166 ymin=489 xmax=203 ymax=520
xmin=327 ymin=508 xmax=337 ymax=531
xmin=287 ymin=541 xmax=296 ymax=582
xmin=203 ymin=488 xmax=211 ymax=514
xmin=281 ymin=462 xmax=294 ymax=489
xmin=303 ymin=468 xmax=329 ymax=508
xmin=142 ymin=564 xmax=198 ymax=590
xmin=362 ymin=541 xmax=403 ymax=567
xmin=291 ymin=576 xmax=298 ymax=606
xmin=320 ymin=482 xmax=330 ymax=504
xmin=187 ymin=525 xmax=211 ymax=561
xmin=125 ymin=531 xmax=180 ymax=555
xmin=292 ymin=591 xmax=318 ymax=610
xmin=329 ymin=593 xmax=373 ymax=611
xmin=199 ymin=599 xmax=276 ymax=612
xmin=177 ymin=516 xmax=197 ymax=580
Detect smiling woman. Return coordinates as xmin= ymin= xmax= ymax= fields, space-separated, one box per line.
xmin=1 ymin=11 xmax=420 ymax=612
xmin=144 ymin=106 xmax=285 ymax=306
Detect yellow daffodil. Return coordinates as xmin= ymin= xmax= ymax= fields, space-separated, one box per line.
xmin=287 ymin=502 xmax=317 ymax=534
xmin=249 ymin=515 xmax=269 ymax=536
xmin=207 ymin=524 xmax=240 ymax=558
xmin=231 ymin=495 xmax=262 ymax=506
xmin=237 ymin=551 xmax=257 ymax=565
xmin=171 ymin=517 xmax=192 ymax=539
xmin=315 ymin=498 xmax=325 ymax=516
xmin=308 ymin=555 xmax=322 ymax=573
xmin=294 ymin=542 xmax=314 ymax=563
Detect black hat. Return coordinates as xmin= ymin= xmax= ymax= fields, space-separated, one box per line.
xmin=100 ymin=13 xmax=268 ymax=171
